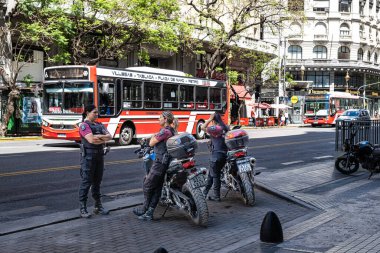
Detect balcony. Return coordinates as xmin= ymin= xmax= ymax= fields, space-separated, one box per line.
xmin=339 ymin=34 xmax=352 ymax=42
xmin=288 ymin=34 xmax=303 ymax=42
xmin=314 ymin=34 xmax=328 ymax=41
xmin=360 ymin=36 xmax=367 ymax=44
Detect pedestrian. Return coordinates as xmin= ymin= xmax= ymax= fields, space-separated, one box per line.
xmin=133 ymin=111 xmax=176 ymax=220
xmin=78 ymin=104 xmax=112 ymax=218
xmin=285 ymin=111 xmax=289 ymax=125
xmin=201 ymin=112 xmax=230 ymax=201
xmin=280 ymin=113 xmax=285 ymax=126
xmin=251 ymin=109 xmax=256 ymax=127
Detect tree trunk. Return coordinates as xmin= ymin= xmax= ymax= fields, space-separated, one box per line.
xmin=0 ymin=88 xmax=21 ymax=136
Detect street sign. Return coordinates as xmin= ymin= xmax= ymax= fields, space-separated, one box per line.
xmin=291 ymin=96 xmax=298 ymax=104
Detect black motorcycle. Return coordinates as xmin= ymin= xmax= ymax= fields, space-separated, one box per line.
xmin=335 ymin=125 xmax=380 ymax=179
xmin=135 ymin=133 xmax=209 ymax=226
xmin=221 ymin=129 xmax=257 ymax=206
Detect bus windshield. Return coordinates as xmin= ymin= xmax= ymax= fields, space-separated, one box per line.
xmin=305 ymin=101 xmax=329 ymax=115
xmin=43 ymin=82 xmax=94 ymax=114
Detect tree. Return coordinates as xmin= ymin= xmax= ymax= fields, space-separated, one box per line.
xmin=182 ymin=0 xmax=303 ymax=78
xmin=0 ymin=0 xmax=188 ymax=136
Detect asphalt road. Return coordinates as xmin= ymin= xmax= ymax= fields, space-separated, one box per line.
xmin=0 ymin=127 xmax=335 ymax=223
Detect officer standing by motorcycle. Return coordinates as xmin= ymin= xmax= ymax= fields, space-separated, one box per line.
xmin=78 ymin=104 xmax=112 ymax=218
xmin=201 ymin=112 xmax=230 ymax=201
xmin=134 ymin=111 xmax=176 ymax=220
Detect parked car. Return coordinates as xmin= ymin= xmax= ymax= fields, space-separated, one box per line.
xmin=336 ymin=109 xmax=371 ymax=122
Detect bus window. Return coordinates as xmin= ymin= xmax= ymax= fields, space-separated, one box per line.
xmin=122 ymin=80 xmax=142 ymax=109
xmin=144 ymin=82 xmax=162 ymax=109
xmin=221 ymin=88 xmax=227 ymax=112
xmin=98 ymin=82 xmax=115 ymax=116
xmin=63 ymin=82 xmax=93 ymax=114
xmin=196 ymin=87 xmax=208 ymax=110
xmin=180 ymin=85 xmax=194 ymax=109
xmin=209 ymin=87 xmax=222 ymax=110
xmin=163 ymin=83 xmax=179 ymax=109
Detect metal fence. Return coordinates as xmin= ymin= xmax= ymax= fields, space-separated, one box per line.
xmin=335 ymin=119 xmax=380 ymax=151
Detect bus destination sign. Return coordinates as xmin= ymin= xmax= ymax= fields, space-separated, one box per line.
xmin=45 ymin=67 xmax=89 ymax=81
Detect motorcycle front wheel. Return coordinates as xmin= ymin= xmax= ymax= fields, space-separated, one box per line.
xmin=335 ymin=156 xmax=360 ymax=175
xmin=182 ymin=184 xmax=209 ymax=227
xmin=240 ymin=173 xmax=256 ymax=206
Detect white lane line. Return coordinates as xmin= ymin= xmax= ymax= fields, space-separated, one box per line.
xmin=0 ymin=206 xmax=46 ymax=216
xmin=281 ymin=160 xmax=304 ymax=165
xmin=314 ymin=155 xmax=334 ymax=160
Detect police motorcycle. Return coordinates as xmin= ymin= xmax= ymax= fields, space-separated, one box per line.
xmin=135 ymin=133 xmax=209 ymax=227
xmin=221 ymin=129 xmax=257 ymax=206
xmin=335 ymin=123 xmax=380 ymax=179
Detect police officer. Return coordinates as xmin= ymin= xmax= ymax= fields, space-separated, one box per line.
xmin=79 ymin=104 xmax=112 ymax=218
xmin=201 ymin=112 xmax=230 ymax=201
xmin=133 ymin=111 xmax=176 ymax=220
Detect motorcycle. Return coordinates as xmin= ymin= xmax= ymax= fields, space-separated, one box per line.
xmin=335 ymin=124 xmax=380 ymax=179
xmin=135 ymin=133 xmax=209 ymax=227
xmin=221 ymin=129 xmax=257 ymax=206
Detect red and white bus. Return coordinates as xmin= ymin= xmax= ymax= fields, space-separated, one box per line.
xmin=41 ymin=65 xmax=229 ymax=145
xmin=303 ymin=91 xmax=360 ymax=127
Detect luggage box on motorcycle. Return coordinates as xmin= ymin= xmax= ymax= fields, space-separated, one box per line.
xmin=167 ymin=133 xmax=198 ymax=159
xmin=225 ymin=129 xmax=249 ymax=150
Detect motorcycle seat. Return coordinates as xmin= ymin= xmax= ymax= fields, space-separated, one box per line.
xmin=373 ymin=148 xmax=380 ymax=156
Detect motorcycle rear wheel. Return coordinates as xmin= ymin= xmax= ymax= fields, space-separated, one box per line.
xmin=335 ymin=157 xmax=360 ymax=175
xmin=240 ymin=173 xmax=256 ymax=206
xmin=182 ymin=184 xmax=209 ymax=227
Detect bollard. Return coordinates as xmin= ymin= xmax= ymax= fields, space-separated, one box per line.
xmin=260 ymin=211 xmax=284 ymax=243
xmin=153 ymin=247 xmax=168 ymax=253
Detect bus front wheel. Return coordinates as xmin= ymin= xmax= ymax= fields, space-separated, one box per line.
xmin=118 ymin=125 xmax=134 ymax=145
xmin=195 ymin=120 xmax=206 ymax=139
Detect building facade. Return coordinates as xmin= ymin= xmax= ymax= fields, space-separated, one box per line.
xmin=274 ymin=0 xmax=380 ymax=118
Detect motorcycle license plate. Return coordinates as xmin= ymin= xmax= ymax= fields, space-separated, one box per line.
xmin=189 ymin=174 xmax=206 ymax=189
xmin=237 ymin=159 xmax=251 ymax=173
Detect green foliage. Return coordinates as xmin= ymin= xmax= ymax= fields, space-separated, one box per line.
xmin=227 ymin=70 xmax=239 ymax=85
xmin=14 ymin=0 xmax=190 ymax=65
xmin=22 ymin=74 xmax=34 ymax=87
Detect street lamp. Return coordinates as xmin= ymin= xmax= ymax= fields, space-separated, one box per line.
xmin=300 ymin=65 xmax=305 ymax=81
xmin=345 ymin=71 xmax=350 ymax=92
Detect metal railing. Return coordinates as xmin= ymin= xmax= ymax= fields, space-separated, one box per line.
xmin=335 ymin=119 xmax=380 ymax=151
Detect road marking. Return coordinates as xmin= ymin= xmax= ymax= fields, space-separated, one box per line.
xmin=313 ymin=155 xmax=334 ymax=160
xmin=105 ymin=188 xmax=142 ymax=197
xmin=0 ymin=206 xmax=46 ymax=216
xmin=281 ymin=160 xmax=304 ymax=165
xmin=0 ymin=137 xmax=333 ymax=178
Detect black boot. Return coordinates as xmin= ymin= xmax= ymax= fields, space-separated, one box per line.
xmin=138 ymin=207 xmax=154 ymax=220
xmin=209 ymin=178 xmax=221 ymax=201
xmin=93 ymin=200 xmax=110 ymax=215
xmin=80 ymin=201 xmax=91 ymax=218
xmin=133 ymin=207 xmax=146 ymax=216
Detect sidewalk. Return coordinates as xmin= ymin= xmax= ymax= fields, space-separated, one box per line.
xmin=1 ymin=160 xmax=379 ymax=252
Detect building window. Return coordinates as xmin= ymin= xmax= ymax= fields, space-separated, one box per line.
xmin=288 ymin=45 xmax=302 ymax=59
xmin=358 ymin=48 xmax=364 ymax=61
xmin=374 ymin=53 xmax=378 ymax=63
xmin=338 ymin=46 xmax=350 ymax=59
xmin=340 ymin=23 xmax=350 ymax=36
xmin=367 ymin=51 xmax=371 ymax=61
xmin=313 ymin=46 xmax=327 ymax=59
xmin=359 ymin=25 xmax=365 ymax=38
xmin=370 ymin=0 xmax=374 ymax=9
xmin=339 ymin=0 xmax=351 ymax=12
xmin=306 ymin=71 xmax=331 ymax=88
xmin=377 ymin=0 xmax=380 ymax=12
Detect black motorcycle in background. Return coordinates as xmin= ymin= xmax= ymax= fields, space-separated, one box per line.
xmin=221 ymin=129 xmax=257 ymax=206
xmin=135 ymin=133 xmax=209 ymax=227
xmin=335 ymin=124 xmax=380 ymax=179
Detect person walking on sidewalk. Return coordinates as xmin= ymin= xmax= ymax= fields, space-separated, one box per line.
xmin=78 ymin=104 xmax=112 ymax=218
xmin=251 ymin=110 xmax=256 ymax=127
xmin=135 ymin=111 xmax=176 ymax=220
xmin=201 ymin=112 xmax=230 ymax=201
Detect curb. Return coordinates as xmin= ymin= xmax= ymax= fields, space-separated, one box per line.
xmin=0 ymin=195 xmax=143 ymax=237
xmin=255 ymin=181 xmax=321 ymax=211
xmin=0 ymin=137 xmax=43 ymax=141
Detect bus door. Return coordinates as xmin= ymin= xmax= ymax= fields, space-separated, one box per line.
xmin=98 ymin=81 xmax=116 ymax=116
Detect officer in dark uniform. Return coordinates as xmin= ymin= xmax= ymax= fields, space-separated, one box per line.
xmin=133 ymin=111 xmax=176 ymax=220
xmin=201 ymin=113 xmax=230 ymax=201
xmin=79 ymin=104 xmax=112 ymax=218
